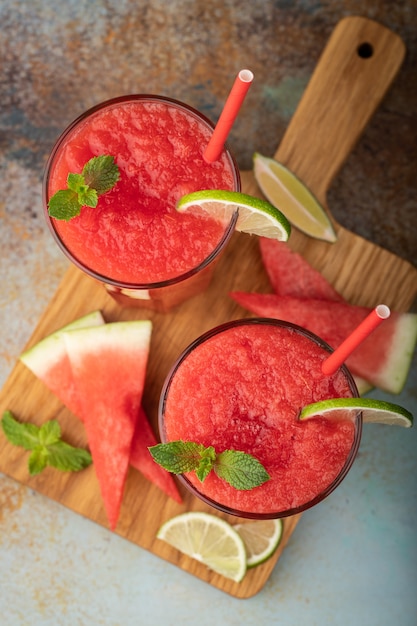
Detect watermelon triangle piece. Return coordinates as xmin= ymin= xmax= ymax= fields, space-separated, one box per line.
xmin=130 ymin=406 xmax=182 ymax=504
xmin=259 ymin=239 xmax=344 ymax=301
xmin=257 ymin=240 xmax=373 ymax=394
xmin=20 ymin=311 xmax=105 ymax=417
xmin=230 ymin=292 xmax=417 ymax=394
xmin=257 ymin=240 xmax=372 ymax=395
xmin=21 ymin=315 xmax=180 ymax=503
xmin=64 ymin=321 xmax=152 ymax=530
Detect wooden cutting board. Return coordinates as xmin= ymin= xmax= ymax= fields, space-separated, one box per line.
xmin=0 ymin=17 xmax=416 ymax=599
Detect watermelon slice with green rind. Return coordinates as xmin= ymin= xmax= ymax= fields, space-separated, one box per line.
xmin=257 ymin=240 xmax=372 ymax=394
xmin=64 ymin=321 xmax=152 ymax=530
xmin=20 ymin=313 xmax=181 ymax=507
xmin=20 ymin=311 xmax=105 ymax=416
xmin=130 ymin=406 xmax=182 ymax=503
xmin=230 ymin=292 xmax=417 ymax=394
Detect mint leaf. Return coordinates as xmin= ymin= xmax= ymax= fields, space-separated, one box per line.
xmin=38 ymin=419 xmax=61 ymax=446
xmin=48 ymin=154 xmax=120 ymax=220
xmin=67 ymin=173 xmax=86 ymax=192
xmin=214 ymin=450 xmax=270 ymax=490
xmin=195 ymin=446 xmax=216 ymax=482
xmin=48 ymin=189 xmax=81 ymax=220
xmin=1 ymin=410 xmax=41 ymax=450
xmin=67 ymin=173 xmax=98 ymax=207
xmin=47 ymin=441 xmax=92 ymax=472
xmin=29 ymin=446 xmax=49 ymax=475
xmin=1 ymin=411 xmax=92 ymax=476
xmin=149 ymin=440 xmax=270 ymax=491
xmin=149 ymin=441 xmax=206 ymax=474
xmin=78 ymin=186 xmax=98 ymax=208
xmin=83 ymin=155 xmax=120 ymax=194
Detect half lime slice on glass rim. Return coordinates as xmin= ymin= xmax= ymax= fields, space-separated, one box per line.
xmin=299 ymin=397 xmax=413 ymax=427
xmin=176 ymin=189 xmax=291 ymax=240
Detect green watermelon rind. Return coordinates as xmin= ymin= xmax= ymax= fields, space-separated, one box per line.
xmin=230 ymin=292 xmax=417 ymax=395
xmin=20 ymin=310 xmax=105 ymax=377
xmin=62 ymin=320 xmax=153 ymax=356
xmin=354 ymin=376 xmax=373 ymax=396
xmin=375 ymin=312 xmax=417 ymax=394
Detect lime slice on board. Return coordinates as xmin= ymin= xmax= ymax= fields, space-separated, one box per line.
xmin=234 ymin=519 xmax=283 ymax=568
xmin=299 ymin=398 xmax=413 ymax=427
xmin=253 ymin=152 xmax=337 ymax=242
xmin=176 ymin=190 xmax=291 ymax=240
xmin=157 ymin=511 xmax=247 ymax=582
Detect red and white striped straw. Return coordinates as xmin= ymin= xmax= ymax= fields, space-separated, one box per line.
xmin=322 ymin=304 xmax=391 ymax=376
xmin=203 ymin=69 xmax=254 ymax=163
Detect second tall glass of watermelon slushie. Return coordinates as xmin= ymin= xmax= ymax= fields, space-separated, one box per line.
xmin=159 ymin=318 xmax=362 ymax=519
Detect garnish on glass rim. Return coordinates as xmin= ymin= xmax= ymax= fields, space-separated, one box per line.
xmin=176 ymin=189 xmax=291 ymax=240
xmin=149 ymin=440 xmax=270 ymax=490
xmin=48 ymin=155 xmax=120 ymax=221
xmin=298 ymin=397 xmax=413 ymax=428
xmin=1 ymin=410 xmax=92 ymax=475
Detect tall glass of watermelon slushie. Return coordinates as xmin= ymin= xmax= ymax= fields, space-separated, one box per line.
xmin=43 ymin=95 xmax=240 ymax=311
xmin=159 ymin=318 xmax=362 ymax=519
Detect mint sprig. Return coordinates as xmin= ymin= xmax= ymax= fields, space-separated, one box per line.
xmin=48 ymin=155 xmax=120 ymax=221
xmin=1 ymin=410 xmax=92 ymax=475
xmin=149 ymin=440 xmax=270 ymax=491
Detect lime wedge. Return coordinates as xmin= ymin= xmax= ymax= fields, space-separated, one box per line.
xmin=299 ymin=398 xmax=413 ymax=427
xmin=253 ymin=152 xmax=337 ymax=242
xmin=157 ymin=512 xmax=247 ymax=582
xmin=234 ymin=519 xmax=283 ymax=568
xmin=176 ymin=190 xmax=291 ymax=240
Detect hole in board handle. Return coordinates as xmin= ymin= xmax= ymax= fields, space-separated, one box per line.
xmin=357 ymin=42 xmax=374 ymax=59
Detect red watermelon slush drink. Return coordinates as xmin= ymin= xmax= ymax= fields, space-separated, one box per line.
xmin=43 ymin=95 xmax=240 ymax=311
xmin=159 ymin=318 xmax=362 ymax=519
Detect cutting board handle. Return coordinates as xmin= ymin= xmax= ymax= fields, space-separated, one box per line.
xmin=274 ymin=16 xmax=405 ymax=201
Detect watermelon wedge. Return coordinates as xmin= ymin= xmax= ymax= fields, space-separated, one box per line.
xmin=259 ymin=239 xmax=343 ymax=301
xmin=64 ymin=321 xmax=152 ymax=530
xmin=20 ymin=314 xmax=181 ymax=508
xmin=20 ymin=311 xmax=105 ymax=416
xmin=258 ymin=239 xmax=372 ymax=394
xmin=130 ymin=406 xmax=182 ymax=504
xmin=230 ymin=292 xmax=417 ymax=394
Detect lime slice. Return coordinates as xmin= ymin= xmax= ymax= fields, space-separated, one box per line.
xmin=176 ymin=190 xmax=291 ymax=240
xmin=157 ymin=512 xmax=247 ymax=582
xmin=253 ymin=152 xmax=337 ymax=242
xmin=299 ymin=398 xmax=413 ymax=427
xmin=234 ymin=519 xmax=283 ymax=568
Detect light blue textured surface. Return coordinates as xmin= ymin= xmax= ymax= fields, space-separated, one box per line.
xmin=1 ymin=354 xmax=416 ymax=626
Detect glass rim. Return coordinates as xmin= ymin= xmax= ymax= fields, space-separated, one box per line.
xmin=159 ymin=317 xmax=362 ymax=520
xmin=42 ymin=94 xmax=241 ymax=290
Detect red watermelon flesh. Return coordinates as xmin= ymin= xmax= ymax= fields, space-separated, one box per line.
xmin=21 ymin=314 xmax=180 ymax=505
xmin=64 ymin=321 xmax=152 ymax=530
xmin=259 ymin=239 xmax=343 ymax=301
xmin=257 ymin=240 xmax=371 ymax=394
xmin=230 ymin=292 xmax=417 ymax=394
xmin=20 ymin=311 xmax=105 ymax=417
xmin=130 ymin=406 xmax=182 ymax=504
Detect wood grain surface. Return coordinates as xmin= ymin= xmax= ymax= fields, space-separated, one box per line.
xmin=0 ymin=17 xmax=416 ymax=598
